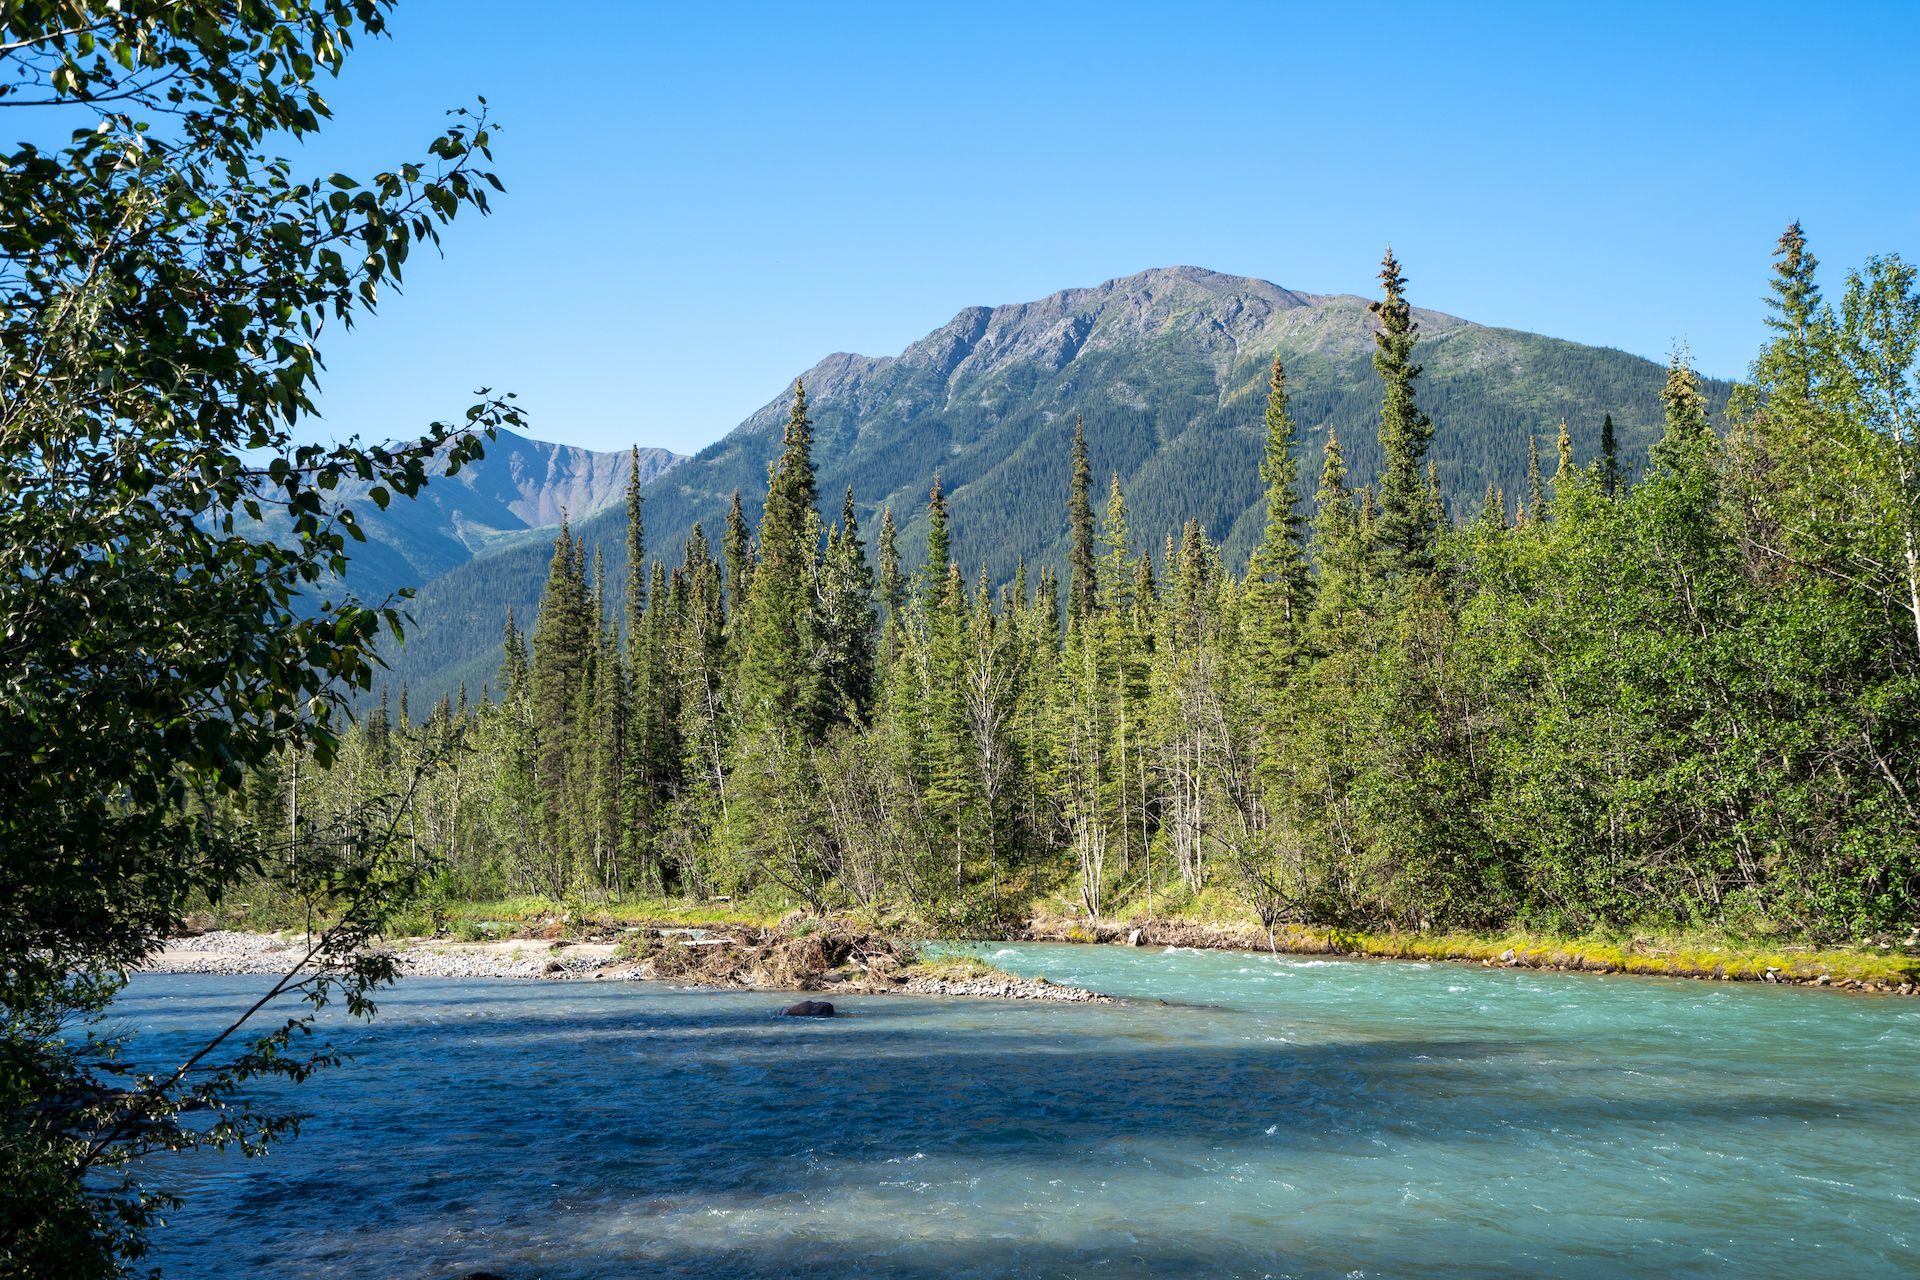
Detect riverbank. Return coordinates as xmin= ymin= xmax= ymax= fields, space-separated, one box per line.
xmin=145 ymin=928 xmax=1110 ymax=1003
xmin=132 ymin=933 xmax=1920 ymax=1280
xmin=1019 ymin=912 xmax=1920 ymax=995
xmin=176 ymin=893 xmax=1920 ymax=997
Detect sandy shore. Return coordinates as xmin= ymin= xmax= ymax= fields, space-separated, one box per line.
xmin=145 ymin=930 xmax=1109 ymax=1002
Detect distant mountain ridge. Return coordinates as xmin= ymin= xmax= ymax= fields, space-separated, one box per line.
xmin=319 ymin=429 xmax=682 ymax=607
xmin=374 ymin=265 xmax=1733 ymax=705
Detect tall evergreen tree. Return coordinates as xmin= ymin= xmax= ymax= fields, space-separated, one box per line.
xmin=1554 ymin=420 xmax=1575 ymax=494
xmin=1759 ymin=220 xmax=1823 ymax=405
xmin=529 ymin=517 xmax=594 ymax=875
xmin=625 ymin=446 xmax=647 ymax=661
xmin=723 ymin=487 xmax=753 ymax=622
xmin=877 ymin=505 xmax=906 ymax=625
xmin=621 ymin=447 xmax=657 ymax=890
xmin=1098 ymin=472 xmax=1134 ymax=617
xmin=737 ymin=381 xmax=825 ymax=740
xmin=1479 ymin=480 xmax=1504 ymax=529
xmin=1599 ymin=412 xmax=1622 ymax=496
xmin=925 ymin=471 xmax=952 ymax=593
xmin=1653 ymin=349 xmax=1714 ymax=469
xmin=1525 ymin=433 xmax=1545 ymax=523
xmin=1247 ymin=355 xmax=1313 ymax=665
xmin=1369 ymin=248 xmax=1437 ymax=575
xmin=1312 ymin=428 xmax=1360 ymax=577
xmin=1067 ymin=414 xmax=1097 ymax=627
xmin=819 ymin=487 xmax=878 ymax=725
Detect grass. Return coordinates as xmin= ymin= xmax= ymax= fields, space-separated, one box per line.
xmin=1307 ymin=927 xmax=1920 ymax=987
xmin=1067 ymin=882 xmax=1920 ymax=988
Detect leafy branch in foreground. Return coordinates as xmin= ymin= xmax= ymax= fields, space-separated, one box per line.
xmin=0 ymin=3 xmax=517 ymax=1274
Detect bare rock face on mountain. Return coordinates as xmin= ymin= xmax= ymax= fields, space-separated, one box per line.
xmin=299 ymin=430 xmax=683 ymax=607
xmin=423 ymin=430 xmax=680 ymax=541
xmin=379 ymin=265 xmax=1731 ymax=706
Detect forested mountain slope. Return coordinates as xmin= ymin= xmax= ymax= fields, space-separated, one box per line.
xmin=380 ymin=266 xmax=1731 ymax=704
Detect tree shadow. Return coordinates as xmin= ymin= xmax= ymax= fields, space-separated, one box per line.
xmin=131 ymin=978 xmax=1912 ymax=1280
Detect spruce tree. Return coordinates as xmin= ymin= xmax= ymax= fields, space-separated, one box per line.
xmin=1652 ymin=348 xmax=1714 ymax=472
xmin=737 ymin=381 xmax=825 ymax=741
xmin=1525 ymin=433 xmax=1544 ymax=523
xmin=1176 ymin=518 xmax=1211 ymax=646
xmin=877 ymin=505 xmax=906 ymax=625
xmin=723 ymin=487 xmax=753 ymax=622
xmin=530 ymin=517 xmax=595 ymax=883
xmin=1067 ymin=414 xmax=1097 ymax=627
xmin=625 ymin=446 xmax=647 ymax=663
xmin=1369 ymin=248 xmax=1437 ymax=575
xmin=1759 ymin=220 xmax=1822 ymax=405
xmin=925 ymin=471 xmax=952 ymax=593
xmin=1552 ymin=419 xmax=1576 ymax=511
xmin=922 ymin=519 xmax=973 ymax=891
xmin=1246 ymin=355 xmax=1313 ymax=664
xmin=819 ymin=487 xmax=877 ymax=725
xmin=501 ymin=606 xmax=529 ymax=700
xmin=1599 ymin=413 xmax=1622 ymax=497
xmin=1479 ymin=480 xmax=1504 ymax=530
xmin=621 ymin=447 xmax=655 ymax=890
xmin=1311 ymin=428 xmax=1359 ymax=576
xmin=1098 ymin=472 xmax=1134 ymax=617
xmin=1132 ymin=548 xmax=1157 ymax=635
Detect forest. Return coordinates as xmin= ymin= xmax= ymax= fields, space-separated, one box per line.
xmin=245 ymin=231 xmax=1920 ymax=945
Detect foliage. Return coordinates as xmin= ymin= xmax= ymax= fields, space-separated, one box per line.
xmin=0 ymin=3 xmax=514 ymax=1273
xmin=306 ymin=233 xmax=1920 ymax=966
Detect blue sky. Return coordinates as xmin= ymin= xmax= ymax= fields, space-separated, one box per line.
xmin=299 ymin=0 xmax=1918 ymax=455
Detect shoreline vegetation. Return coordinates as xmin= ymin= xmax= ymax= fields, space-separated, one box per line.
xmin=165 ymin=897 xmax=1920 ymax=997
xmin=214 ymin=230 xmax=1920 ymax=1028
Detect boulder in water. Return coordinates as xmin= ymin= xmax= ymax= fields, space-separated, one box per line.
xmin=781 ymin=999 xmax=835 ymax=1018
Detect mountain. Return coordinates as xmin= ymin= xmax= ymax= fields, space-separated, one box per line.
xmin=375 ymin=266 xmax=1734 ymax=706
xmin=310 ymin=429 xmax=682 ymax=607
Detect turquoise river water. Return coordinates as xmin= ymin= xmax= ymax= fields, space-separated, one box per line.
xmin=124 ymin=942 xmax=1919 ymax=1278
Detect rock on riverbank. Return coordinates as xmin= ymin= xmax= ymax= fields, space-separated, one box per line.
xmin=143 ymin=929 xmax=1110 ymax=1002
xmin=618 ymin=924 xmax=1109 ymax=1002
xmin=145 ymin=931 xmax=622 ymax=980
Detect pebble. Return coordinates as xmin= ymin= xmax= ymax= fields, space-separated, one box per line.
xmin=145 ymin=931 xmax=619 ymax=981
xmin=145 ymin=932 xmax=1110 ymax=1001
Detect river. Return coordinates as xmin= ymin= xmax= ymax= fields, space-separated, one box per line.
xmin=124 ymin=941 xmax=1919 ymax=1278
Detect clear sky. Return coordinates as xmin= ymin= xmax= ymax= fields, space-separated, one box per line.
xmin=297 ymin=0 xmax=1919 ymax=456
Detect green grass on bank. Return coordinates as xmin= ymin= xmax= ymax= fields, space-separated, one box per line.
xmin=1086 ymin=878 xmax=1920 ymax=988
xmin=1311 ymin=927 xmax=1920 ymax=987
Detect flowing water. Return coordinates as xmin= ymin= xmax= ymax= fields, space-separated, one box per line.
xmin=124 ymin=943 xmax=1919 ymax=1278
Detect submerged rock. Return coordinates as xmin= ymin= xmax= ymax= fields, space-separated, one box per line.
xmin=781 ymin=999 xmax=836 ymax=1018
